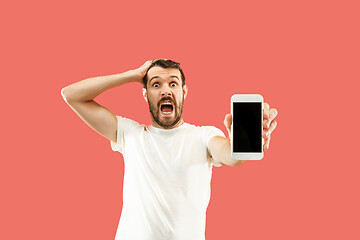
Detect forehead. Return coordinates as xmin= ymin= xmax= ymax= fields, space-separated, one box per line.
xmin=147 ymin=66 xmax=182 ymax=82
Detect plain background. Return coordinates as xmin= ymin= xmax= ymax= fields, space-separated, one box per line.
xmin=1 ymin=0 xmax=359 ymax=239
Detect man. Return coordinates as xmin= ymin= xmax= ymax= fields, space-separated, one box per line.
xmin=61 ymin=59 xmax=278 ymax=240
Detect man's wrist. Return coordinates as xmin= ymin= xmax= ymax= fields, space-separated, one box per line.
xmin=125 ymin=70 xmax=144 ymax=84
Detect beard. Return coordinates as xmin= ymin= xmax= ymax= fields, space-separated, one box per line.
xmin=148 ymin=96 xmax=184 ymax=129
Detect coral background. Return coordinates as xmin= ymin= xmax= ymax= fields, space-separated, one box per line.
xmin=1 ymin=0 xmax=359 ymax=239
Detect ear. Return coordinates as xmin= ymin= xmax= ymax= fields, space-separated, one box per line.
xmin=183 ymin=85 xmax=188 ymax=100
xmin=142 ymin=88 xmax=148 ymax=102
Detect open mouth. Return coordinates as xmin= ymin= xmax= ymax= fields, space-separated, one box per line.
xmin=160 ymin=102 xmax=174 ymax=115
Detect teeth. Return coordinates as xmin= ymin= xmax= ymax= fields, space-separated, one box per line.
xmin=161 ymin=101 xmax=173 ymax=115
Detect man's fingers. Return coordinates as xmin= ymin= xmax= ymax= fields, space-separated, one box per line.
xmin=268 ymin=120 xmax=277 ymax=134
xmin=269 ymin=108 xmax=278 ymax=122
xmin=262 ymin=128 xmax=271 ymax=138
xmin=263 ymin=103 xmax=270 ymax=120
xmin=262 ymin=131 xmax=267 ymax=139
xmin=263 ymin=120 xmax=270 ymax=129
xmin=263 ymin=120 xmax=277 ymax=137
xmin=263 ymin=135 xmax=271 ymax=151
xmin=137 ymin=60 xmax=153 ymax=78
xmin=262 ymin=104 xmax=277 ymax=152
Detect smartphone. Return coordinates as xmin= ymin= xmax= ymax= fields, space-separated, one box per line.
xmin=231 ymin=94 xmax=263 ymax=160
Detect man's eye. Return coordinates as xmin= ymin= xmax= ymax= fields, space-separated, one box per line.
xmin=153 ymin=83 xmax=159 ymax=87
xmin=170 ymin=83 xmax=177 ymax=87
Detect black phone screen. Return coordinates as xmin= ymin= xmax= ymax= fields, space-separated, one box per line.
xmin=233 ymin=102 xmax=262 ymax=152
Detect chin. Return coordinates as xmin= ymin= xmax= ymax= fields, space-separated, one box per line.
xmin=157 ymin=115 xmax=181 ymax=128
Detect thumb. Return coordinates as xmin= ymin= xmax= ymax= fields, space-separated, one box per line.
xmin=136 ymin=60 xmax=152 ymax=78
xmin=224 ymin=113 xmax=232 ymax=137
xmin=141 ymin=60 xmax=152 ymax=70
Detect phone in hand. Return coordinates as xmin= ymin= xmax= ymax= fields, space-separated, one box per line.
xmin=231 ymin=94 xmax=264 ymax=160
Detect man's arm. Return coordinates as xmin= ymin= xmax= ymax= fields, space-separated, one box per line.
xmin=208 ymin=104 xmax=278 ymax=167
xmin=61 ymin=61 xmax=151 ymax=143
xmin=208 ymin=136 xmax=246 ymax=167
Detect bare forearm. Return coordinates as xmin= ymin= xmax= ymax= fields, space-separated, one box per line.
xmin=61 ymin=70 xmax=142 ymax=102
xmin=209 ymin=136 xmax=246 ymax=167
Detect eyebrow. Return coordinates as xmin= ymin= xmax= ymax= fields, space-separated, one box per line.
xmin=149 ymin=75 xmax=180 ymax=83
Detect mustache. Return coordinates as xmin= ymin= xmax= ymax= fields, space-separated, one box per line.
xmin=158 ymin=96 xmax=175 ymax=107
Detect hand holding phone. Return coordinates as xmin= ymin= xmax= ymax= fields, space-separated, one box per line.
xmin=231 ymin=94 xmax=264 ymax=160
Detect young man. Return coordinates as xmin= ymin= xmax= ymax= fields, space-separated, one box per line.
xmin=61 ymin=59 xmax=278 ymax=240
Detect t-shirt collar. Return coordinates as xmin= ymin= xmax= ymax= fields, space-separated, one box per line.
xmin=148 ymin=122 xmax=189 ymax=134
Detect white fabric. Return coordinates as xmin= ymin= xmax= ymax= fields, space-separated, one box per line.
xmin=110 ymin=116 xmax=225 ymax=240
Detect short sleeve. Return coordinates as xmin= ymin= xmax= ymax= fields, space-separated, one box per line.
xmin=110 ymin=116 xmax=140 ymax=154
xmin=203 ymin=126 xmax=226 ymax=167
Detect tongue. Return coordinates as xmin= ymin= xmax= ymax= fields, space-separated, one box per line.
xmin=162 ymin=106 xmax=172 ymax=112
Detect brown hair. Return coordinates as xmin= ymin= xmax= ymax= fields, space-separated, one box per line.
xmin=143 ymin=59 xmax=186 ymax=89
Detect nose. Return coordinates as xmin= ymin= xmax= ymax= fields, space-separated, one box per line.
xmin=161 ymin=86 xmax=172 ymax=97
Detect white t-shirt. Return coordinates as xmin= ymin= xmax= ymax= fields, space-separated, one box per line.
xmin=110 ymin=116 xmax=225 ymax=240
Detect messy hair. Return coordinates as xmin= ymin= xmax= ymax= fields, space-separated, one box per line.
xmin=143 ymin=59 xmax=186 ymax=89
